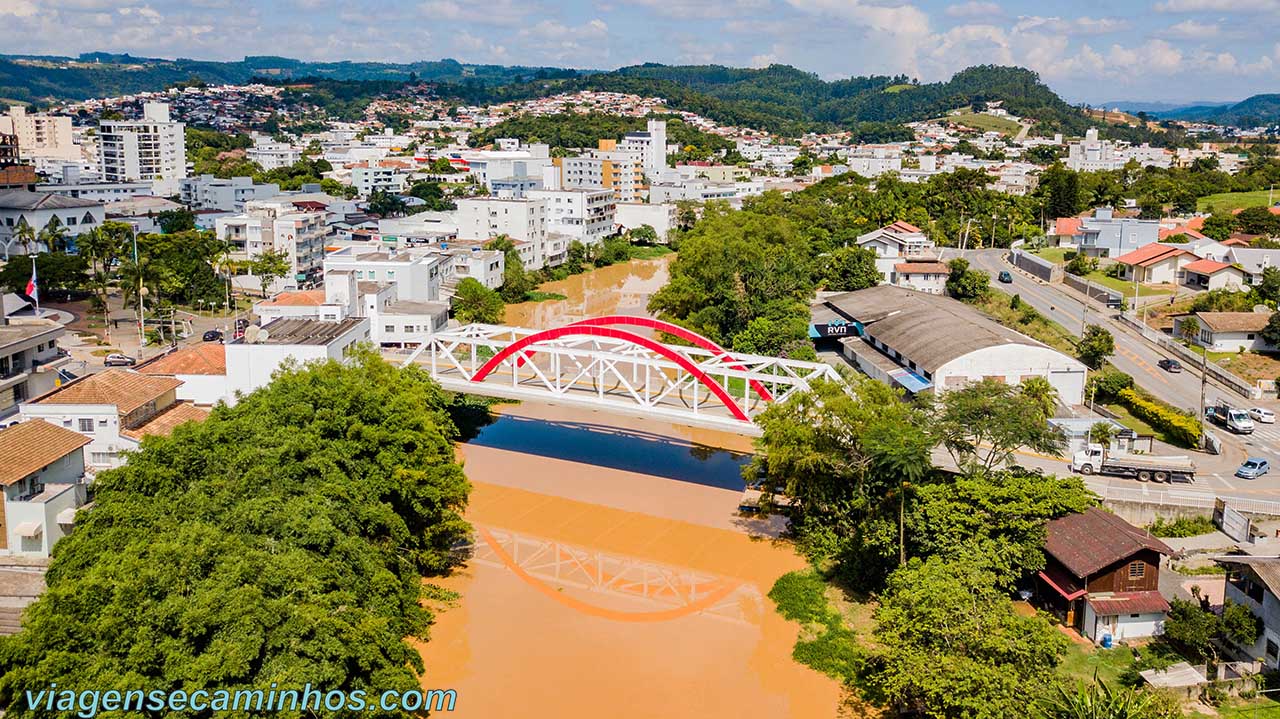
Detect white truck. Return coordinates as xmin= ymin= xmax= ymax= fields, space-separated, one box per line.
xmin=1070 ymin=444 xmax=1195 ymax=483
xmin=1209 ymin=402 xmax=1254 ymax=435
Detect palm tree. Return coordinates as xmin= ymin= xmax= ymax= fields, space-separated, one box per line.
xmin=1038 ymin=677 xmax=1172 ymax=719
xmin=39 ymin=216 xmax=68 ymax=253
xmin=1019 ymin=376 xmax=1060 ymax=420
xmin=12 ymin=220 xmax=36 ymax=256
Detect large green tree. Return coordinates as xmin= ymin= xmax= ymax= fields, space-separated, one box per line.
xmin=0 ymin=353 xmax=472 ymax=715
xmin=932 ymin=378 xmax=1067 ymax=474
xmin=451 ymin=277 xmax=504 ymax=324
xmin=822 ymin=246 xmax=881 ymax=291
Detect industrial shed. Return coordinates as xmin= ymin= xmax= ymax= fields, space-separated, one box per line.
xmin=812 ymin=285 xmax=1087 ymax=405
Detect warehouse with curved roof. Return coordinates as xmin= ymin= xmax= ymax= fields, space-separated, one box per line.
xmin=812 ymin=285 xmax=1087 ymax=406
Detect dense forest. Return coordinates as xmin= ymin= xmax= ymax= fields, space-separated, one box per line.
xmin=1162 ymin=93 xmax=1280 ymax=127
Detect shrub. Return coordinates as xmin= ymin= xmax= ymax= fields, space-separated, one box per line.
xmin=1087 ymin=367 xmax=1134 ymax=402
xmin=1147 ymin=515 xmax=1216 ymax=538
xmin=1117 ymin=387 xmax=1202 ymax=447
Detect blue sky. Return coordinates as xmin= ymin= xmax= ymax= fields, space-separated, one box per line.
xmin=4 ymin=0 xmax=1279 ymax=103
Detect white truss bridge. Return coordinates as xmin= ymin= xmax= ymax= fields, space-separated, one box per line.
xmin=395 ymin=317 xmax=841 ymax=435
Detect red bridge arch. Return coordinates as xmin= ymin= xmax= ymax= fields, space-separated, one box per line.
xmin=469 ymin=324 xmax=753 ymax=422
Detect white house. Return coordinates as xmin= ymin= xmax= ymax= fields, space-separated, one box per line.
xmin=1173 ymin=311 xmax=1275 ymax=352
xmin=0 ymin=419 xmax=91 ymax=557
xmin=1214 ymin=556 xmax=1280 ymax=669
xmin=225 ymin=317 xmax=370 ymax=399
xmin=892 ymin=261 xmax=949 ymax=295
xmin=1113 ymin=244 xmax=1196 ymax=285
xmin=814 ymin=285 xmax=1088 ymax=405
xmin=1181 ymin=258 xmax=1248 ymax=292
xmin=18 ymin=369 xmax=204 ymax=469
xmin=0 ymin=190 xmax=105 ymax=257
xmin=137 ymin=343 xmax=230 ymax=406
xmin=855 ymin=221 xmax=939 ymax=284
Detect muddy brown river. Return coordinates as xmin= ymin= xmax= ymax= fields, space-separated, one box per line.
xmin=415 ymin=259 xmax=844 ymax=717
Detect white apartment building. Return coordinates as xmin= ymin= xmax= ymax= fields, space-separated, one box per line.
xmin=179 ymin=175 xmax=280 ymax=212
xmin=98 ymin=102 xmax=187 ymax=196
xmin=455 ymin=197 xmax=550 ymax=269
xmin=246 ymin=138 xmax=301 ymax=170
xmin=615 ymin=202 xmax=677 ymax=242
xmin=844 ymin=148 xmax=903 ymax=177
xmin=460 ymin=145 xmax=552 ymax=192
xmin=856 ymin=221 xmax=939 ymax=283
xmin=352 ymin=165 xmax=410 ymax=197
xmin=620 ymin=119 xmax=669 ymax=175
xmin=225 ymin=318 xmax=370 ymax=399
xmin=1066 ymin=128 xmax=1124 ymax=172
xmin=215 ymin=200 xmax=328 ymax=291
xmin=0 ymin=107 xmax=78 ymax=162
xmin=527 ymin=188 xmax=616 ymax=246
xmin=586 ymin=149 xmax=644 ymax=202
xmin=323 ymin=245 xmax=447 ymax=302
xmin=35 ymin=163 xmax=153 ymax=203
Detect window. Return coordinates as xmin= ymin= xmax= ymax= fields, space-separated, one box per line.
xmin=1129 ymin=613 xmax=1141 ymax=618
xmin=404 ymin=325 xmax=416 ymax=333
xmin=78 ymin=417 xmax=94 ymax=432
xmin=1269 ymin=640 xmax=1278 ymax=659
xmin=385 ymin=325 xmax=395 ymax=333
xmin=98 ymin=418 xmax=107 ymax=426
xmin=1128 ymin=562 xmax=1145 ymax=579
xmin=1248 ymin=334 xmax=1256 ymax=340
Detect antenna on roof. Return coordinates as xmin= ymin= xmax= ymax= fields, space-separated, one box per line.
xmin=244 ymin=325 xmax=261 ymax=343
xmin=256 ymin=328 xmax=269 ymax=344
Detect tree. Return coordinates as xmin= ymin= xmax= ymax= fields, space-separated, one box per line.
xmin=1089 ymin=421 xmax=1117 ymax=449
xmin=1039 ymin=678 xmax=1182 ymax=719
xmin=1019 ymin=376 xmax=1059 ymax=419
xmin=1065 ymin=252 xmax=1097 ymax=276
xmin=407 ymin=180 xmax=455 ymax=211
xmin=11 ymin=220 xmax=36 ymax=255
xmin=565 ymin=240 xmax=588 ymax=274
xmin=1201 ymin=213 xmax=1238 ymax=241
xmin=751 ymin=376 xmax=932 ymax=584
xmin=1042 ymin=164 xmax=1082 ymax=219
xmin=873 ymin=555 xmax=1068 ymax=719
xmin=487 ymin=236 xmax=534 ymax=303
xmin=0 ymin=353 xmax=472 ymax=713
xmin=367 ymin=189 xmax=407 ymax=217
xmin=1259 ymin=267 xmax=1280 ymax=304
xmin=945 ymin=258 xmax=990 ymax=301
xmin=1178 ymin=316 xmax=1201 ymax=343
xmin=451 ymin=277 xmax=504 ymax=324
xmin=822 ymin=246 xmax=881 ymax=291
xmin=933 ymin=378 xmax=1067 ymax=474
xmin=78 ymin=221 xmax=128 ymax=323
xmin=156 ymin=207 xmax=197 ymax=234
xmin=38 ymin=216 xmax=68 ymax=253
xmin=1238 ymin=206 xmax=1280 ymax=237
xmin=1262 ymin=312 xmax=1280 ymax=348
xmin=1078 ymin=324 xmax=1116 ymax=368
xmin=627 ymin=224 xmax=658 ymax=245
xmin=0 ymin=252 xmax=89 ymax=300
xmin=249 ymin=249 xmax=291 ymax=297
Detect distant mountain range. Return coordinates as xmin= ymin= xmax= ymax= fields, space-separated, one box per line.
xmin=0 ymin=52 xmax=1251 ymax=139
xmin=1108 ymin=95 xmax=1280 ymax=126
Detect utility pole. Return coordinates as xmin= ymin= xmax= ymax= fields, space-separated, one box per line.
xmin=133 ymin=228 xmax=144 ymax=360
xmin=1199 ymin=342 xmax=1209 ymax=450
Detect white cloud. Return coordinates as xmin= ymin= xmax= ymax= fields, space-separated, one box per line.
xmin=0 ymin=0 xmax=38 ymax=17
xmin=945 ymin=1 xmax=1001 ymax=18
xmin=1154 ymin=0 xmax=1279 ymax=12
xmin=784 ymin=0 xmax=931 ymax=36
xmin=618 ymin=0 xmax=769 ymax=20
xmin=1159 ymin=19 xmax=1221 ymax=38
xmin=1012 ymin=16 xmax=1128 ymax=36
xmin=417 ymin=0 xmax=534 ymax=26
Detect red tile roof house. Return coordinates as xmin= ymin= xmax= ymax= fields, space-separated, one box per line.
xmin=1181 ymin=258 xmax=1248 ymax=292
xmin=1038 ymin=507 xmax=1173 ymax=644
xmin=1113 ymin=243 xmax=1195 ymax=286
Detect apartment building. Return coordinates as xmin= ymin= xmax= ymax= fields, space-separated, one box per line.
xmin=352 ymin=165 xmax=410 ymax=197
xmin=0 ymin=317 xmax=67 ymax=418
xmin=322 ymin=245 xmax=447 ymax=302
xmin=215 ymin=200 xmax=328 ymax=290
xmin=620 ymin=119 xmax=669 ymax=175
xmin=527 ymin=188 xmax=616 ymax=247
xmin=246 ymin=138 xmax=301 ymax=170
xmin=179 ymin=175 xmax=280 ymax=212
xmin=98 ymin=102 xmax=187 ymax=196
xmin=455 ymin=197 xmax=551 ymax=269
xmin=0 ymin=107 xmax=78 ymax=162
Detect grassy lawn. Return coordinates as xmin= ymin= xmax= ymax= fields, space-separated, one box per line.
xmin=1198 ymin=189 xmax=1278 ymax=213
xmin=1216 ymin=696 xmax=1280 ymax=717
xmin=1216 ymin=350 xmax=1280 ymax=384
xmin=1081 ymin=270 xmax=1168 ymax=298
xmin=1057 ymin=643 xmax=1137 ymax=686
xmin=883 ymin=84 xmax=914 ymax=93
xmin=1035 ymin=247 xmax=1072 ymax=265
xmin=1100 ymin=401 xmax=1194 ymax=447
xmin=939 ymin=112 xmax=1022 ymax=135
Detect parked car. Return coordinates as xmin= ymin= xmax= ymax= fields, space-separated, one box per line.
xmin=1157 ymin=358 xmax=1183 ymax=373
xmin=202 ymin=329 xmax=224 ymax=342
xmin=997 ymin=270 xmax=1013 ymax=283
xmin=103 ymin=353 xmax=136 ymax=367
xmin=1249 ymin=407 xmax=1276 ymax=423
xmin=1236 ymin=457 xmax=1271 ymax=479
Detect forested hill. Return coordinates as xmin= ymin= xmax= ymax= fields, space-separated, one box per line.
xmin=0 ymin=53 xmax=581 ymax=104
xmin=1165 ymin=94 xmax=1280 ymax=126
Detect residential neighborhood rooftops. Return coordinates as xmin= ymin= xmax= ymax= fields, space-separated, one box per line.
xmin=0 ymin=420 xmax=91 ymax=486
xmin=32 ymin=369 xmax=182 ymax=415
xmin=1045 ymin=507 xmax=1172 ymax=578
xmin=384 ymin=300 xmax=450 ymax=316
xmin=256 ymin=290 xmax=327 ymax=307
xmin=138 ymin=343 xmax=227 ymax=376
xmin=1194 ymin=311 xmax=1271 ymax=333
xmin=1054 ymin=217 xmax=1084 ymax=236
xmin=120 ymin=402 xmax=210 ymax=441
xmin=1113 ymin=243 xmax=1191 ymax=267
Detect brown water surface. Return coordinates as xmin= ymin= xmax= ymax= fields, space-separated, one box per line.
xmin=504 ymin=254 xmax=674 ymax=328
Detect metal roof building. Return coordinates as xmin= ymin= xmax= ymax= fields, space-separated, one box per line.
xmin=812 ymin=285 xmax=1088 ymax=405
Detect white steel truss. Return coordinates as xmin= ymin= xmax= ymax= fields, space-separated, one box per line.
xmin=397 ymin=323 xmax=841 ymax=434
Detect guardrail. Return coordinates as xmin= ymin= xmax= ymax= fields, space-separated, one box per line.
xmin=1114 ymin=313 xmax=1260 ymax=400
xmin=1087 ymin=480 xmax=1280 ymax=517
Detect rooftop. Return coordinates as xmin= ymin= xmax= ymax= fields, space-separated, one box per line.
xmin=1182 ymin=258 xmax=1236 ymax=275
xmin=257 ymin=290 xmax=327 ymax=307
xmin=247 ymin=317 xmax=365 ymax=346
xmin=1195 ymin=311 xmax=1271 ymax=333
xmin=1045 ymin=507 xmax=1172 ymax=578
xmin=32 ymin=369 xmax=181 ymax=415
xmin=0 ymin=189 xmax=101 ymax=210
xmin=138 ymin=343 xmax=226 ymax=376
xmin=0 ymin=318 xmax=62 ymax=348
xmin=814 ymin=285 xmax=1069 ymax=374
xmin=1086 ymin=591 xmax=1170 ymax=617
xmin=0 ymin=419 xmax=91 ymax=487
xmin=893 ymin=262 xmax=950 ymax=274
xmin=1113 ymin=243 xmax=1191 ymax=267
xmin=384 ymin=300 xmax=450 ymax=316
xmin=1213 ymin=555 xmax=1280 ymax=597
xmin=120 ymin=402 xmax=210 ymax=441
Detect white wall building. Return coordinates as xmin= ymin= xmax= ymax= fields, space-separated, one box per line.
xmin=614 ymin=202 xmax=677 ymax=242
xmin=527 ymin=188 xmax=616 ymax=247
xmin=455 ymin=197 xmax=550 ymax=269
xmin=246 ymin=138 xmax=302 ymax=170
xmin=215 ymin=200 xmax=329 ymax=290
xmin=180 ymin=175 xmax=280 ymax=212
xmin=855 ymin=221 xmax=939 ymax=283
xmin=323 ymin=245 xmax=447 ymax=302
xmin=352 ymin=165 xmax=410 ymax=198
xmin=0 ymin=190 xmax=105 ymax=257
xmin=620 ymin=119 xmax=669 ymax=175
xmin=225 ymin=317 xmax=370 ymax=398
xmin=98 ymin=102 xmax=187 ymax=196
xmin=0 ymin=419 xmax=90 ymax=557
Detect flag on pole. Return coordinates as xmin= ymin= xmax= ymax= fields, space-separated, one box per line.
xmin=25 ymin=257 xmax=37 ymax=304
